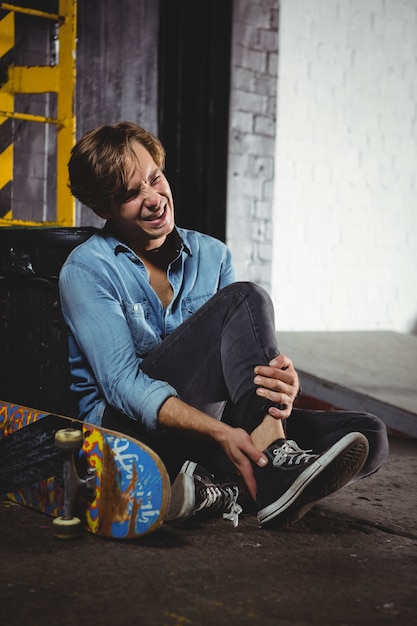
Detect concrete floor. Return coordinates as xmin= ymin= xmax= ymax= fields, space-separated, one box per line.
xmin=1 ymin=434 xmax=416 ymax=626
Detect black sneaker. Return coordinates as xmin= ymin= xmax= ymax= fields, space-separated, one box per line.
xmin=166 ymin=461 xmax=242 ymax=527
xmin=256 ymin=432 xmax=369 ymax=527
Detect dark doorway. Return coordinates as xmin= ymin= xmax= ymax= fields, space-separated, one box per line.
xmin=158 ymin=0 xmax=233 ymax=243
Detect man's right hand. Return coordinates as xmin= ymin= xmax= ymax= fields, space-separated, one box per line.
xmin=158 ymin=396 xmax=268 ymax=500
xmin=215 ymin=423 xmax=268 ymax=501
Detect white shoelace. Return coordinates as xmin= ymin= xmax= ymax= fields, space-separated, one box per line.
xmin=221 ymin=486 xmax=242 ymax=528
xmin=223 ymin=501 xmax=243 ymax=528
xmin=195 ymin=485 xmax=222 ymax=513
xmin=196 ymin=484 xmax=242 ymax=527
xmin=272 ymin=440 xmax=316 ymax=467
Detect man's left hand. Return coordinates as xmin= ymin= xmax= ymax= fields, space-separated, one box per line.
xmin=253 ymin=354 xmax=300 ymax=420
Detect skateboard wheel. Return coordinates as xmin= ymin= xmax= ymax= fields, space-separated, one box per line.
xmin=52 ymin=516 xmax=82 ymax=540
xmin=54 ymin=428 xmax=83 ymax=450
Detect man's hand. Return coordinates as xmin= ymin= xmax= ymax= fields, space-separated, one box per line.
xmin=215 ymin=424 xmax=267 ymax=500
xmin=158 ymin=396 xmax=267 ymax=500
xmin=253 ymin=353 xmax=300 ymax=420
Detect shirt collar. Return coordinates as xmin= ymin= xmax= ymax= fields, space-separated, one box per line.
xmin=102 ymin=222 xmax=191 ymax=257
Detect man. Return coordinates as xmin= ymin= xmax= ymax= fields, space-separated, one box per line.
xmin=59 ymin=122 xmax=389 ymax=528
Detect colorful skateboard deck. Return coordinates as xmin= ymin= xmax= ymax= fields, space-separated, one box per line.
xmin=0 ymin=400 xmax=171 ymax=540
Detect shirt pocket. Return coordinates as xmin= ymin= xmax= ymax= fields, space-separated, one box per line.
xmin=122 ymin=300 xmax=161 ymax=357
xmin=181 ymin=291 xmax=216 ymax=319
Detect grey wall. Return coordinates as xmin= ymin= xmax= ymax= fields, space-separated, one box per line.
xmin=76 ymin=0 xmax=160 ymax=226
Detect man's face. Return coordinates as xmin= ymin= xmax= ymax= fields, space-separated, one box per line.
xmin=101 ymin=142 xmax=175 ymax=252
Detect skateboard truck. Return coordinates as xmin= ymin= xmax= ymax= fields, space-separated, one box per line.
xmin=52 ymin=428 xmax=96 ymax=540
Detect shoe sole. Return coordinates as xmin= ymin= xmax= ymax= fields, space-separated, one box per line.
xmin=165 ymin=460 xmax=199 ymax=522
xmin=257 ymin=432 xmax=369 ymax=527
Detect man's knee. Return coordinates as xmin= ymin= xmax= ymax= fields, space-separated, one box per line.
xmin=220 ymin=281 xmax=273 ymax=311
xmin=223 ymin=280 xmax=268 ymax=297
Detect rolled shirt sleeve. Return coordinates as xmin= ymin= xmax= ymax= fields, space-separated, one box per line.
xmin=59 ymin=259 xmax=178 ymax=430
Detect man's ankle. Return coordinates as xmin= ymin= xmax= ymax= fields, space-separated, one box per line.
xmin=251 ymin=414 xmax=286 ymax=451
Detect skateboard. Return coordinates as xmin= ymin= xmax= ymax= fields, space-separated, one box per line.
xmin=0 ymin=400 xmax=171 ymax=540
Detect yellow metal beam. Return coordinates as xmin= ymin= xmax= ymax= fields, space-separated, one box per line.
xmin=0 ymin=217 xmax=60 ymax=226
xmin=0 ymin=109 xmax=65 ymax=126
xmin=0 ymin=143 xmax=13 ymax=188
xmin=0 ymin=10 xmax=14 ymax=57
xmin=0 ymin=3 xmax=62 ymax=23
xmin=6 ymin=65 xmax=59 ymax=94
xmin=0 ymin=85 xmax=13 ymax=118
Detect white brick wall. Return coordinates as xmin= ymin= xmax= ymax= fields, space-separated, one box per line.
xmin=227 ymin=0 xmax=278 ymax=292
xmin=270 ymin=0 xmax=417 ymax=333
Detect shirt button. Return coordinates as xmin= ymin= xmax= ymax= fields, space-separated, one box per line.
xmin=133 ymin=304 xmax=139 ymax=311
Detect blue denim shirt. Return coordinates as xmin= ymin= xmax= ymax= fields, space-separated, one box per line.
xmin=59 ymin=225 xmax=235 ymax=430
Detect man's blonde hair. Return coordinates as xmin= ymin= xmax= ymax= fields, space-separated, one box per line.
xmin=68 ymin=121 xmax=166 ymax=213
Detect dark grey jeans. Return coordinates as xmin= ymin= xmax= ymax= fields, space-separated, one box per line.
xmin=103 ymin=282 xmax=389 ymax=480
